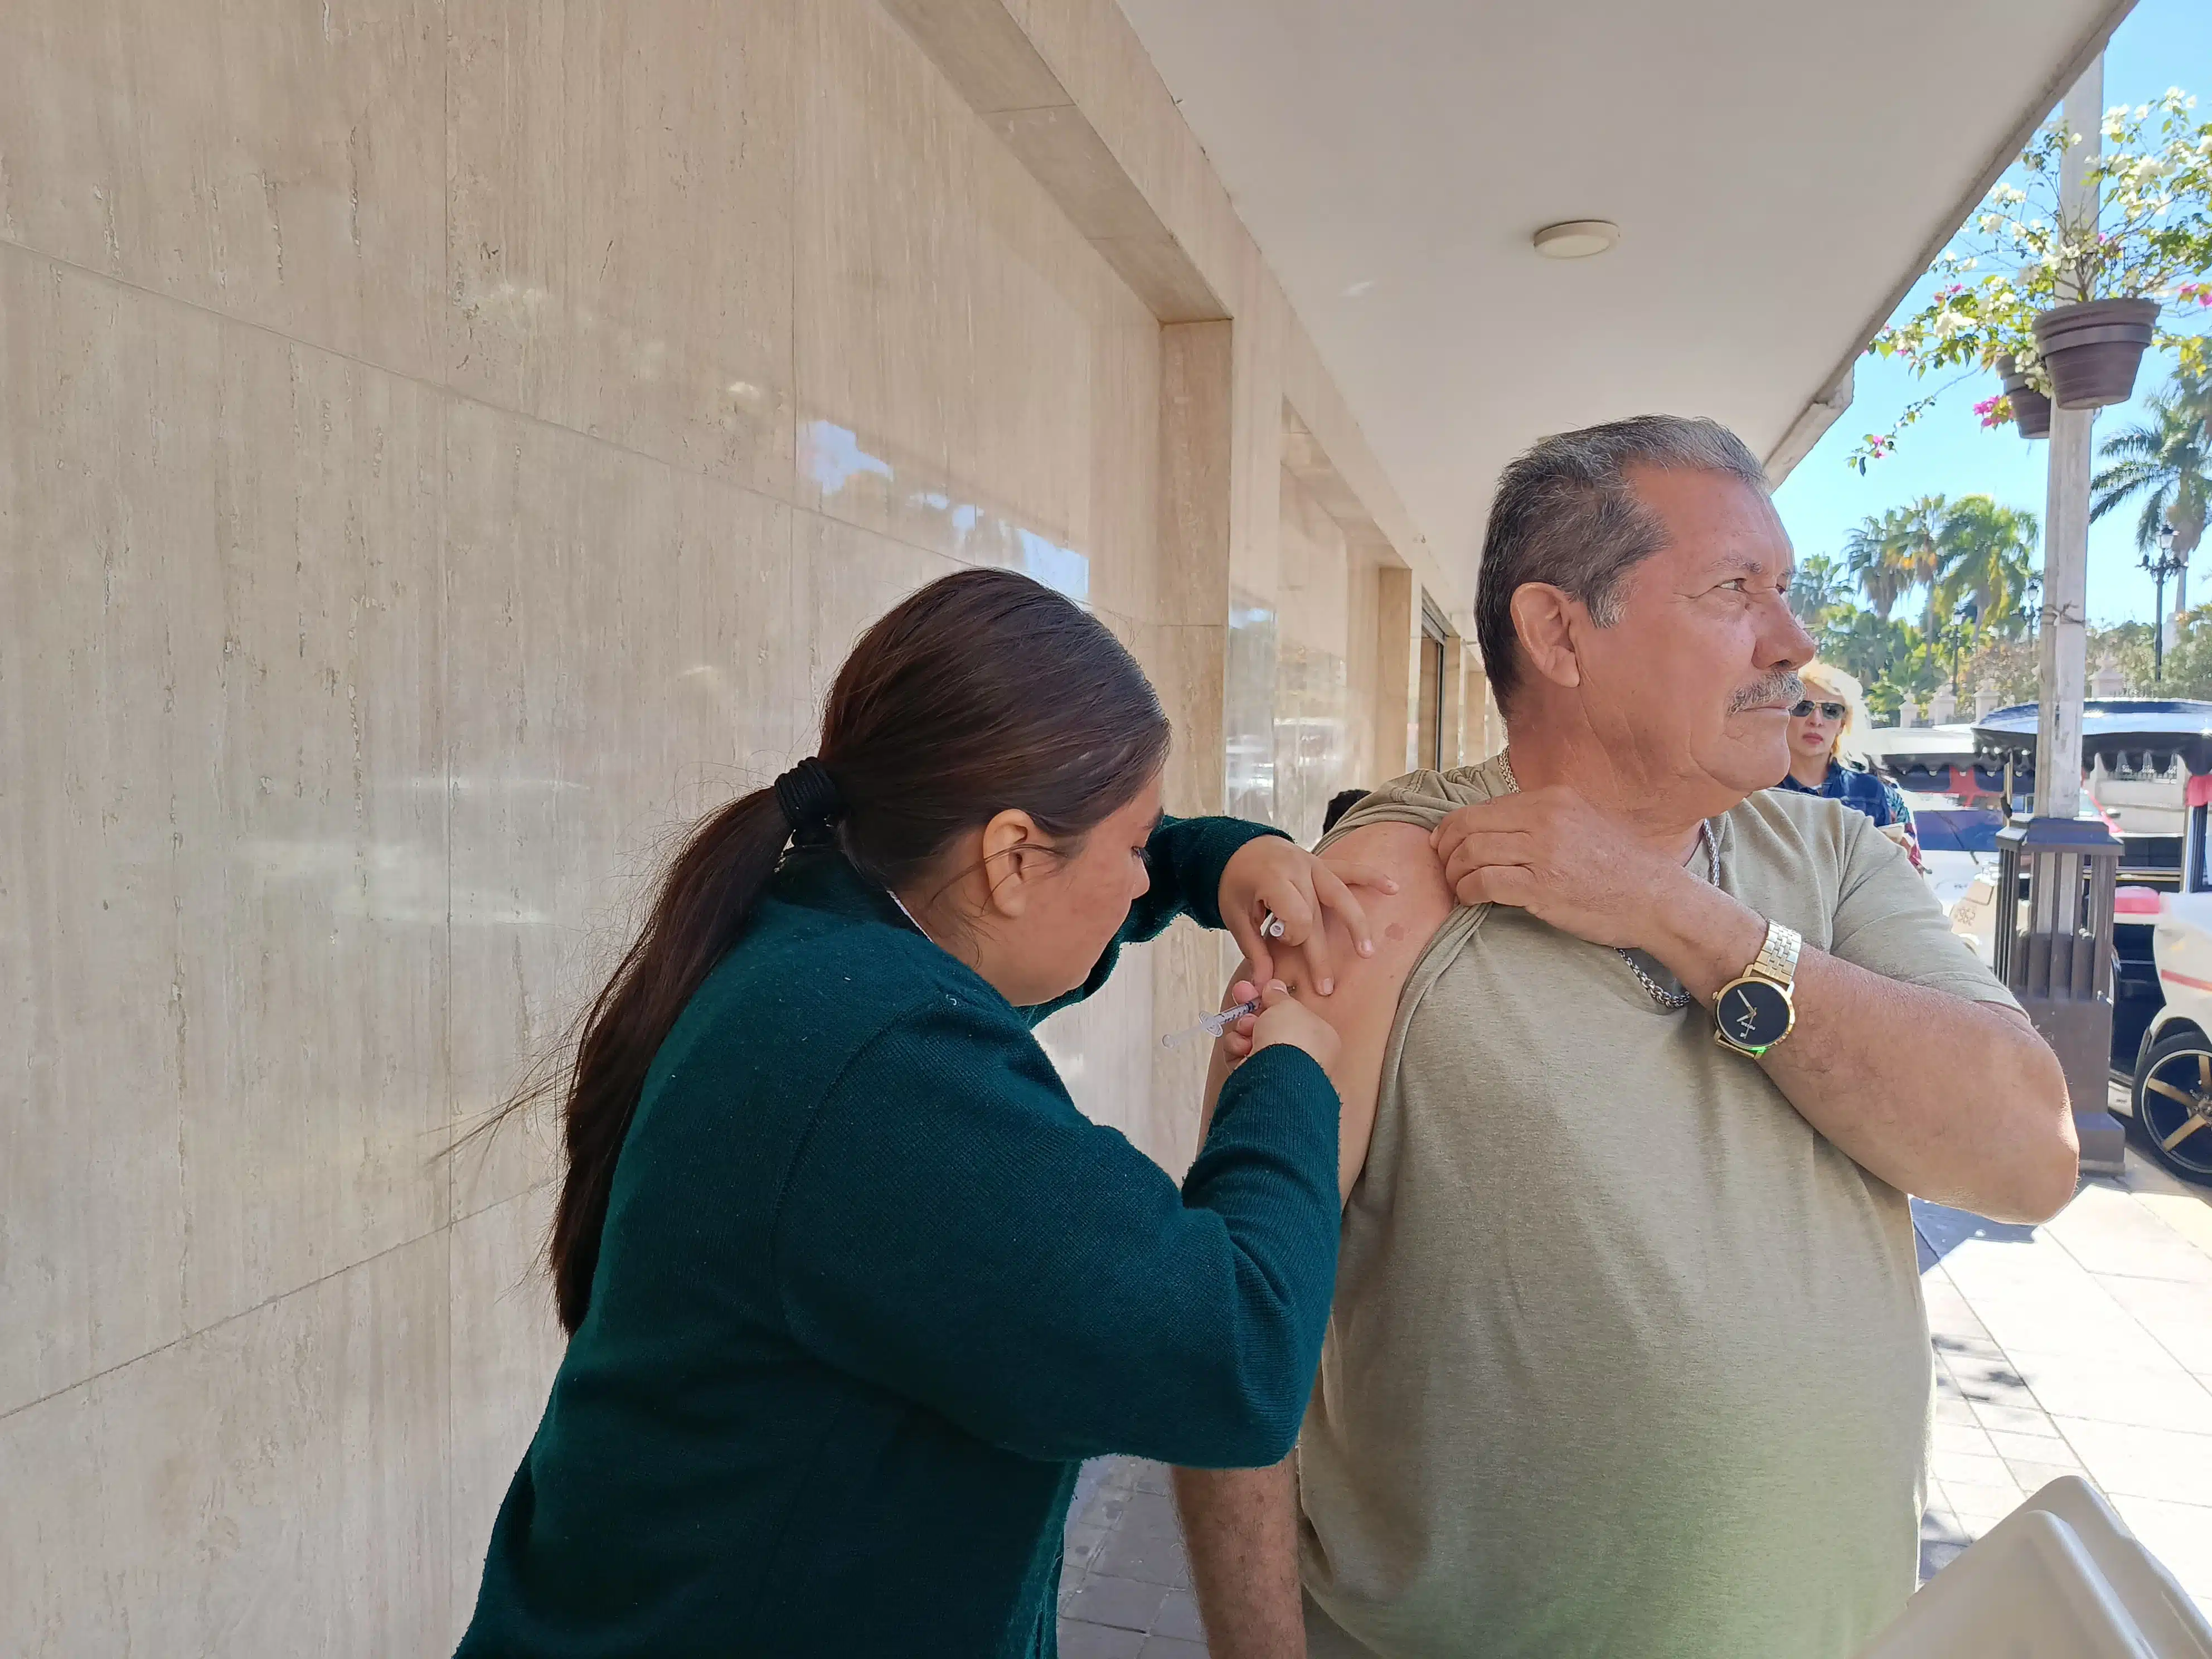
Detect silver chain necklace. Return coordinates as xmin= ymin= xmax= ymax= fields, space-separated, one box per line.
xmin=1492 ymin=750 xmax=1716 ymax=1012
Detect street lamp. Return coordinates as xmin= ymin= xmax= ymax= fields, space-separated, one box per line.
xmin=2142 ymin=521 xmax=2186 ymax=681
xmin=1939 ymin=603 xmax=1978 ymax=697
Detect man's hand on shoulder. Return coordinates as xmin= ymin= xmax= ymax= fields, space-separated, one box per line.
xmin=1430 ymin=785 xmax=1711 ymax=951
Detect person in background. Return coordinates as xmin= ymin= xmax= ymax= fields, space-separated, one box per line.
xmin=454 ymin=568 xmax=1391 ymax=1659
xmin=1777 ymin=660 xmax=1923 ymax=870
xmin=1321 ymin=788 xmax=1370 ymax=843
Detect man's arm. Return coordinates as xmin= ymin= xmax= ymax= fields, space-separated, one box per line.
xmin=1195 ymin=821 xmax=1454 ymax=1201
xmin=1175 ymin=823 xmax=1453 ymax=1659
xmin=1434 ymin=787 xmax=2077 ymax=1223
xmin=1173 ymin=1458 xmax=1303 ymax=1659
xmin=1641 ymin=878 xmax=2076 ymax=1222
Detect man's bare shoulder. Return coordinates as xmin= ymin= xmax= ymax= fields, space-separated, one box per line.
xmin=1321 ymin=821 xmax=1455 ymax=952
xmin=1226 ymin=823 xmax=1456 ymax=1206
xmin=1289 ymin=823 xmax=1454 ymax=1022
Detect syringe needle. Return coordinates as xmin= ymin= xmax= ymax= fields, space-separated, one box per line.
xmin=1160 ymin=997 xmax=1263 ymax=1049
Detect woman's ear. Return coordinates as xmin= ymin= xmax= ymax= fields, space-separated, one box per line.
xmin=1508 ymin=584 xmax=1584 ymax=693
xmin=979 ymin=809 xmax=1045 ymax=918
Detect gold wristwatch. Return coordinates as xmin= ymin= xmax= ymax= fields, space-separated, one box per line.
xmin=1714 ymin=920 xmax=1802 ymax=1057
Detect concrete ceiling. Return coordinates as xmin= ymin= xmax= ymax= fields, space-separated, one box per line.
xmin=1114 ymin=0 xmax=2132 ymax=599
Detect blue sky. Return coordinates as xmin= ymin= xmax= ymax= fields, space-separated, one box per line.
xmin=1773 ymin=0 xmax=2212 ymax=627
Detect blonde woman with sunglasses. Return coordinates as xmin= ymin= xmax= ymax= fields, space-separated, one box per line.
xmin=1776 ymin=661 xmax=1923 ymax=869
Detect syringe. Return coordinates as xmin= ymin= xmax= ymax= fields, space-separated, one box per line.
xmin=1161 ymin=996 xmax=1262 ymax=1049
xmin=1158 ymin=912 xmax=1289 ymax=1048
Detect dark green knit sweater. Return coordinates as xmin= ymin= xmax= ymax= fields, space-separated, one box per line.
xmin=455 ymin=816 xmax=1341 ymax=1658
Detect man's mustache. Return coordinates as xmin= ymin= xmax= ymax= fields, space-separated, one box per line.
xmin=1730 ymin=670 xmax=1804 ymax=714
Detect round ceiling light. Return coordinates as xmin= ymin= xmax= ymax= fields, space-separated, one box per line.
xmin=1533 ymin=220 xmax=1621 ymax=259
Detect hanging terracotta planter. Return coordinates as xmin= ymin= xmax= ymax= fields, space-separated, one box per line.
xmin=1997 ymin=355 xmax=2053 ymax=440
xmin=2031 ymin=297 xmax=2160 ymax=409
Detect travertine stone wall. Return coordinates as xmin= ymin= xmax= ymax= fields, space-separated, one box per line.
xmin=0 ymin=0 xmax=1464 ymax=1648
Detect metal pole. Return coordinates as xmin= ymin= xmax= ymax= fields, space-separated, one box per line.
xmin=2035 ymin=57 xmax=2102 ymax=821
xmin=2155 ymin=568 xmax=2167 ymax=680
xmin=2163 ymin=522 xmax=2182 ymax=661
xmin=2147 ymin=525 xmax=2181 ymax=682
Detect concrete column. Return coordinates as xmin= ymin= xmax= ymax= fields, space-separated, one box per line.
xmin=1440 ymin=634 xmax=1468 ymax=770
xmin=1374 ymin=566 xmax=1420 ymax=776
xmin=1154 ymin=321 xmax=1236 ymax=813
xmin=2035 ymin=57 xmax=2102 ymax=820
xmin=1151 ymin=319 xmax=1238 ymax=1168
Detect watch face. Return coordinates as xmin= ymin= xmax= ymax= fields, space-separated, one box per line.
xmin=1717 ymin=978 xmax=1791 ymax=1050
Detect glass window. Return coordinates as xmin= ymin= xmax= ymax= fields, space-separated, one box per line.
xmin=1419 ymin=632 xmax=1445 ymax=772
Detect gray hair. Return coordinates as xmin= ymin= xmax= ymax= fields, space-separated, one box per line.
xmin=1475 ymin=415 xmax=1770 ymax=711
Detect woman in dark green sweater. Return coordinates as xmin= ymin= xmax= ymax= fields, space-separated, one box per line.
xmin=455 ymin=569 xmax=1382 ymax=1657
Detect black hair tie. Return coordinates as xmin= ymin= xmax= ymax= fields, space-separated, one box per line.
xmin=773 ymin=758 xmax=845 ymax=844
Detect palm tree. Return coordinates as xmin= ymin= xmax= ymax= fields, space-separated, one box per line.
xmin=2092 ymin=368 xmax=2211 ymax=613
xmin=1935 ymin=496 xmax=2039 ymax=637
xmin=1788 ymin=554 xmax=1852 ymax=626
xmin=1824 ymin=607 xmax=1915 ymax=691
xmin=1898 ymin=496 xmax=1951 ymax=630
xmin=1844 ymin=511 xmax=1910 ymax=621
xmin=1844 ymin=497 xmax=1947 ymax=625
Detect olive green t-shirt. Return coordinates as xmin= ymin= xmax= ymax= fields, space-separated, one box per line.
xmin=1299 ymin=757 xmax=2019 ymax=1659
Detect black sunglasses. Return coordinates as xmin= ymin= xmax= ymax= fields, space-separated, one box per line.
xmin=1791 ymin=700 xmax=1847 ymax=721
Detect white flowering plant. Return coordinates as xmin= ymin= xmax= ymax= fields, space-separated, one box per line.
xmin=1850 ymin=90 xmax=2212 ymax=470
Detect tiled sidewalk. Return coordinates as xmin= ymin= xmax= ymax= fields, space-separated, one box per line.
xmin=1061 ymin=1144 xmax=2212 ymax=1653
xmin=1058 ymin=1458 xmax=1209 ymax=1657
xmin=1917 ymin=1142 xmax=2212 ymax=1609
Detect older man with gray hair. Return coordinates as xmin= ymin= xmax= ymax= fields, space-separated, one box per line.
xmin=1175 ymin=415 xmax=2077 ymax=1658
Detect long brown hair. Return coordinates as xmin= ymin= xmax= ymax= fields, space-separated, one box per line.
xmin=522 ymin=567 xmax=1170 ymax=1333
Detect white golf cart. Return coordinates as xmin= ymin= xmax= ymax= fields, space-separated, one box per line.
xmin=1862 ymin=725 xmax=2008 ymax=916
xmin=1968 ymin=701 xmax=2212 ymax=1188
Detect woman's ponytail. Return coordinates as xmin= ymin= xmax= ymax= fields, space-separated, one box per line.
xmin=502 ymin=567 xmax=1167 ymax=1336
xmin=544 ymin=787 xmax=801 ymax=1331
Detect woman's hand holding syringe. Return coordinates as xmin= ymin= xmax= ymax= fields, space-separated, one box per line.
xmin=1165 ymin=978 xmax=1338 ymax=1076
xmin=1162 ymin=997 xmax=1262 ymax=1048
